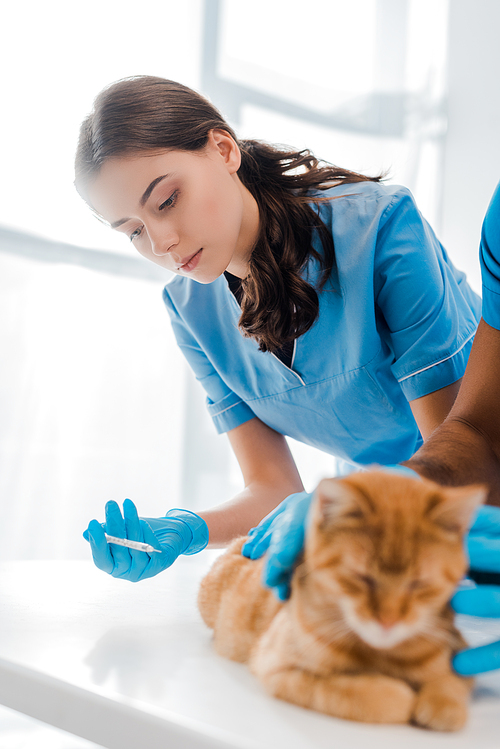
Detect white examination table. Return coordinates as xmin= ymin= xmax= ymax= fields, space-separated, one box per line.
xmin=0 ymin=555 xmax=498 ymax=749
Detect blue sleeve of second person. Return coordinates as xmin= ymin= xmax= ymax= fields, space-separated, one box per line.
xmin=162 ymin=286 xmax=255 ymax=433
xmin=480 ymin=181 xmax=500 ymax=330
xmin=374 ymin=189 xmax=481 ymax=402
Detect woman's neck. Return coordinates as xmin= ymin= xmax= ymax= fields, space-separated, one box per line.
xmin=226 ymin=177 xmax=260 ymax=279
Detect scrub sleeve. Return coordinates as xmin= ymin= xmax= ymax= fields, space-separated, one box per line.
xmin=480 ymin=181 xmax=500 ymax=330
xmin=371 ymin=189 xmax=479 ymax=401
xmin=165 ymin=299 xmax=256 ymax=433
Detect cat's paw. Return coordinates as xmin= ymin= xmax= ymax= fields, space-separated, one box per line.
xmin=362 ymin=676 xmax=415 ymax=724
xmin=412 ymin=678 xmax=470 ymax=732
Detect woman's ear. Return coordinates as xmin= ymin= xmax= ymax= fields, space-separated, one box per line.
xmin=208 ymin=129 xmax=241 ymax=174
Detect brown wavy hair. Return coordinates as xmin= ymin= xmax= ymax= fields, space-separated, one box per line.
xmin=75 ymin=75 xmax=382 ymax=352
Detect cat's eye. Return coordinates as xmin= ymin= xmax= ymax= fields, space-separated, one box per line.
xmin=408 ymin=579 xmax=426 ymax=592
xmin=356 ymin=574 xmax=377 ymax=589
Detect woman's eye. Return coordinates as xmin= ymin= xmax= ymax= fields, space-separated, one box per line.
xmin=129 ymin=227 xmax=143 ymax=242
xmin=159 ymin=190 xmax=178 ymax=211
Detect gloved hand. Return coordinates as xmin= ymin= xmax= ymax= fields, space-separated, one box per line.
xmin=242 ymin=491 xmax=314 ymax=600
xmin=242 ymin=465 xmax=421 ymax=601
xmin=452 ymin=504 xmax=500 ymax=675
xmin=83 ymin=498 xmax=209 ymax=582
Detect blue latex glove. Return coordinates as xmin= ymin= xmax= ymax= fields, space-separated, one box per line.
xmin=83 ymin=498 xmax=209 ymax=582
xmin=242 ymin=466 xmax=420 ymax=601
xmin=463 ymin=504 xmax=500 ymax=574
xmin=452 ymin=504 xmax=500 ymax=675
xmin=452 ymin=586 xmax=500 ymax=675
xmin=241 ymin=491 xmax=314 ymax=600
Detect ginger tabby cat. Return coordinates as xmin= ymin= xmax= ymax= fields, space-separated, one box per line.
xmin=198 ymin=470 xmax=486 ymax=730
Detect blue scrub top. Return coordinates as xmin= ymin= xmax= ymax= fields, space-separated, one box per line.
xmin=480 ymin=181 xmax=500 ymax=330
xmin=163 ymin=182 xmax=481 ymax=466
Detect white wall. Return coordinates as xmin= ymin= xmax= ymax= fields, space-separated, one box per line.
xmin=441 ymin=0 xmax=500 ymax=294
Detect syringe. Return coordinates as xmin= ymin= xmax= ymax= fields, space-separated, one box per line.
xmin=104 ymin=534 xmax=161 ymax=553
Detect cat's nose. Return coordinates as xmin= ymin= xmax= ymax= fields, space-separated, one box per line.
xmin=377 ymin=613 xmax=399 ymax=629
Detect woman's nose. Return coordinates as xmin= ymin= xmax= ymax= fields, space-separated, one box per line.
xmin=149 ymin=225 xmax=178 ymax=257
xmin=151 ymin=241 xmax=170 ymax=257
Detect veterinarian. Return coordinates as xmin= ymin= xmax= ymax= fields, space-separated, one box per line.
xmin=78 ymin=76 xmax=481 ymax=584
xmin=246 ymin=182 xmax=500 ymax=678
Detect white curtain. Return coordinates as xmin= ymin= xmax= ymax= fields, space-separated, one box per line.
xmin=0 ymin=234 xmax=187 ymax=559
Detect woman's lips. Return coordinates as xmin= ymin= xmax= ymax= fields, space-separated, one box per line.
xmin=179 ymin=249 xmax=202 ymax=272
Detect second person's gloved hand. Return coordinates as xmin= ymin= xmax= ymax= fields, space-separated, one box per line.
xmin=451 ymin=503 xmax=500 ymax=676
xmin=83 ymin=498 xmax=209 ymax=582
xmin=452 ymin=584 xmax=500 ymax=675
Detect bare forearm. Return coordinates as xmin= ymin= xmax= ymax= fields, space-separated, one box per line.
xmin=404 ymin=417 xmax=500 ymax=506
xmin=403 ymin=321 xmax=500 ymax=504
xmin=198 ymin=477 xmax=304 ymax=547
xmin=197 ymin=417 xmax=305 ymax=547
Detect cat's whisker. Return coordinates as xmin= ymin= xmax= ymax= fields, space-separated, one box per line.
xmin=304 ymin=609 xmax=349 ymax=632
xmin=313 ymin=618 xmax=356 ymax=645
xmin=294 ymin=558 xmax=329 ymax=580
xmin=419 ymin=620 xmax=456 ymax=647
xmin=295 ymin=623 xmax=356 ymax=660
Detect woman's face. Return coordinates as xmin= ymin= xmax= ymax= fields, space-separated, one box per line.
xmin=86 ymin=130 xmax=259 ymax=282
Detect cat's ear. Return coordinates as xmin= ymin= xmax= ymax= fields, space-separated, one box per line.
xmin=315 ymin=477 xmax=367 ymax=526
xmin=428 ymin=484 xmax=487 ymax=536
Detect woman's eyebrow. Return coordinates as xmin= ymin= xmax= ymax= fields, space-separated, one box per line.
xmin=139 ymin=174 xmax=170 ymax=207
xmin=110 ymin=174 xmax=170 ymax=229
